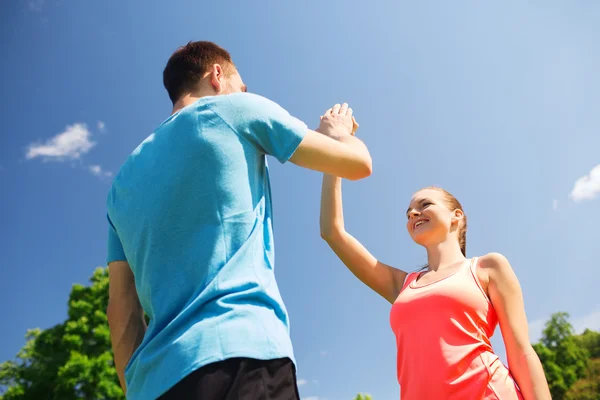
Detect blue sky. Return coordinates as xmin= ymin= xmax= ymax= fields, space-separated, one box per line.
xmin=1 ymin=1 xmax=600 ymax=399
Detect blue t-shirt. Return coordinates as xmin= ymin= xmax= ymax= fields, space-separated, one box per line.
xmin=106 ymin=93 xmax=307 ymax=400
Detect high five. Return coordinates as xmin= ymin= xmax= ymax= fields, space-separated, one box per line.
xmin=319 ymin=123 xmax=551 ymax=399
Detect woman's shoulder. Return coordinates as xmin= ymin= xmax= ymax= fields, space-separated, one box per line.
xmin=475 ymin=253 xmax=517 ymax=287
xmin=477 ymin=253 xmax=510 ymax=270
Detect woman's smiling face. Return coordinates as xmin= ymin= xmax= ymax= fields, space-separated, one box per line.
xmin=406 ymin=188 xmax=463 ymax=248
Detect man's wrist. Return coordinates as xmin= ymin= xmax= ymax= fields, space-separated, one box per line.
xmin=319 ymin=129 xmax=351 ymax=141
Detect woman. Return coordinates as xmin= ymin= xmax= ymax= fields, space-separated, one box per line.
xmin=318 ymin=113 xmax=551 ymax=399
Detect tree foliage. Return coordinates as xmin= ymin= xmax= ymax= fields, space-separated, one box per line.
xmin=576 ymin=329 xmax=600 ymax=359
xmin=533 ymin=312 xmax=599 ymax=400
xmin=565 ymin=358 xmax=600 ymax=400
xmin=564 ymin=329 xmax=600 ymax=400
xmin=0 ymin=268 xmax=123 ymax=400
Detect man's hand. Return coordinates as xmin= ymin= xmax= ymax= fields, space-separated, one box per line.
xmin=287 ymin=101 xmax=371 ymax=180
xmin=317 ymin=103 xmax=357 ymax=139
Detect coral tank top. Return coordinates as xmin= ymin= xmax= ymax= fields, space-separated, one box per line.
xmin=389 ymin=258 xmax=523 ymax=399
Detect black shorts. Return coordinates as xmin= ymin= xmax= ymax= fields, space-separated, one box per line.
xmin=158 ymin=357 xmax=300 ymax=400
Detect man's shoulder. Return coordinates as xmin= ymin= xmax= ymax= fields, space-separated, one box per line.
xmin=223 ymin=92 xmax=275 ymax=105
xmin=210 ymin=93 xmax=282 ymax=116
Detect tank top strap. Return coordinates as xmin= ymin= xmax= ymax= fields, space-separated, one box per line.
xmin=400 ymin=271 xmax=419 ymax=292
xmin=469 ymin=257 xmax=479 ymax=274
xmin=468 ymin=256 xmax=491 ymax=302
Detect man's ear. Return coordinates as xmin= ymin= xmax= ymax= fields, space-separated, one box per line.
xmin=209 ymin=64 xmax=225 ymax=93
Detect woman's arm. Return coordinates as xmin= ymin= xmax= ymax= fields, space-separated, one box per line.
xmin=480 ymin=253 xmax=551 ymax=400
xmin=320 ymin=173 xmax=407 ymax=304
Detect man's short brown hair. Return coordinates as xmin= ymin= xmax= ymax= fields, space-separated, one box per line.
xmin=163 ymin=41 xmax=235 ymax=105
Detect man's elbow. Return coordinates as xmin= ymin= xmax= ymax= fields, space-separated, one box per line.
xmin=346 ymin=156 xmax=373 ymax=181
xmin=106 ymin=300 xmax=118 ymax=328
xmin=106 ymin=297 xmax=128 ymax=327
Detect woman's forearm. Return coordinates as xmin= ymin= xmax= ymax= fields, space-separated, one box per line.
xmin=508 ymin=347 xmax=552 ymax=400
xmin=320 ymin=174 xmax=345 ymax=239
xmin=319 ymin=173 xmax=405 ymax=303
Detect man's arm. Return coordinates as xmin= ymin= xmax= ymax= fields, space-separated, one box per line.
xmin=219 ymin=95 xmax=371 ymax=179
xmin=289 ymin=103 xmax=372 ymax=181
xmin=107 ymin=261 xmax=147 ymax=395
xmin=289 ymin=130 xmax=372 ymax=180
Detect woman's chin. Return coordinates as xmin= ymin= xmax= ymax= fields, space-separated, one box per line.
xmin=410 ymin=234 xmax=429 ymax=247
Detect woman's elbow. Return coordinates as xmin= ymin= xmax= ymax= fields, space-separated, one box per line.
xmin=320 ymin=227 xmax=344 ymax=242
xmin=507 ymin=342 xmax=537 ymax=364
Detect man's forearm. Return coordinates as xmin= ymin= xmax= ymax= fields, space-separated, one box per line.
xmin=338 ymin=134 xmax=370 ymax=158
xmin=108 ymin=304 xmax=147 ymax=394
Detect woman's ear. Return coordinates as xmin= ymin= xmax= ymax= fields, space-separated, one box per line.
xmin=452 ymin=209 xmax=464 ymax=224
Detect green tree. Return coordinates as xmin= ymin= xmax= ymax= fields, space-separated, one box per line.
xmin=533 ymin=312 xmax=590 ymax=400
xmin=565 ymin=358 xmax=600 ymax=400
xmin=0 ymin=267 xmax=123 ymax=400
xmin=564 ymin=328 xmax=600 ymax=400
xmin=353 ymin=394 xmax=373 ymax=400
xmin=576 ymin=329 xmax=600 ymax=359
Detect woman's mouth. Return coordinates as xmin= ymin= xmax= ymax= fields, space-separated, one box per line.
xmin=413 ymin=219 xmax=429 ymax=230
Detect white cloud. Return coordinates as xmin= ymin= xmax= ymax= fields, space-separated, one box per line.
xmin=570 ymin=164 xmax=600 ymax=202
xmin=552 ymin=199 xmax=558 ymax=211
xmin=89 ymin=165 xmax=112 ymax=178
xmin=26 ymin=123 xmax=95 ymax=161
xmin=97 ymin=121 xmax=106 ymax=132
xmin=297 ymin=379 xmax=307 ymax=386
xmin=529 ymin=306 xmax=600 ymax=343
xmin=301 ymin=397 xmax=320 ymax=400
xmin=27 ymin=0 xmax=45 ymax=12
xmin=572 ymin=309 xmax=600 ymax=333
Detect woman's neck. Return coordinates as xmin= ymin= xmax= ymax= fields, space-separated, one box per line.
xmin=425 ymin=240 xmax=466 ymax=271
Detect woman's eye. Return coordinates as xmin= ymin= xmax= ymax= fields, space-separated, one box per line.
xmin=422 ymin=202 xmax=431 ymax=209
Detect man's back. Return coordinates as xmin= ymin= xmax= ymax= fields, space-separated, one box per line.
xmin=106 ymin=93 xmax=307 ymax=400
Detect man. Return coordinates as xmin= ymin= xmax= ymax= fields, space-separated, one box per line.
xmin=106 ymin=41 xmax=371 ymax=400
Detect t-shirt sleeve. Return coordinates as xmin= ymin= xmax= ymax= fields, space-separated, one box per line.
xmin=216 ymin=93 xmax=308 ymax=163
xmin=107 ymin=214 xmax=127 ymax=264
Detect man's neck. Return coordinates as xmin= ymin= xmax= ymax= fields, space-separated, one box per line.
xmin=171 ymin=90 xmax=217 ymax=115
xmin=171 ymin=96 xmax=200 ymax=115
